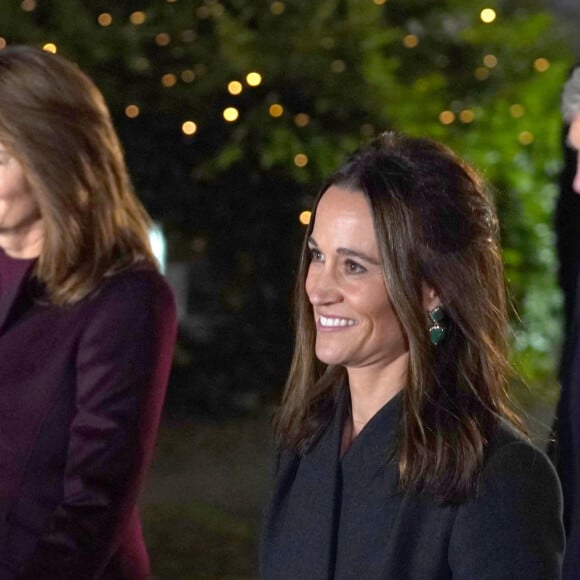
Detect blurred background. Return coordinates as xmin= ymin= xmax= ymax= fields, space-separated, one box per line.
xmin=2 ymin=0 xmax=579 ymax=577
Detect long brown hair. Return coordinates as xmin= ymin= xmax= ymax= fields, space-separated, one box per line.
xmin=274 ymin=132 xmax=525 ymax=503
xmin=0 ymin=45 xmax=155 ymax=305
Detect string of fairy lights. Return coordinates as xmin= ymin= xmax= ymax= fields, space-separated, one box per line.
xmin=0 ymin=1 xmax=556 ymax=225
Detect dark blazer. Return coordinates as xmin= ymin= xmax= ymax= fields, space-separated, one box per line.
xmin=261 ymin=390 xmax=564 ymax=580
xmin=0 ymin=255 xmax=177 ymax=579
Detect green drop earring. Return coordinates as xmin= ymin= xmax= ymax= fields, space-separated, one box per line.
xmin=428 ymin=306 xmax=446 ymax=346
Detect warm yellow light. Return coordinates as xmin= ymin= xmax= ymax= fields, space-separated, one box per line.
xmin=403 ymin=34 xmax=419 ymax=48
xmin=299 ymin=210 xmax=312 ymax=225
xmin=480 ymin=8 xmax=496 ymax=23
xmin=331 ymin=60 xmax=346 ymax=73
xmin=294 ymin=154 xmax=309 ymax=167
xmin=509 ymin=104 xmax=525 ymax=118
xmin=269 ymin=104 xmax=284 ymax=118
xmin=483 ymin=54 xmax=498 ymax=68
xmin=42 ymin=43 xmax=57 ymax=54
xmin=373 ymin=0 xmax=387 ymax=5
xmin=271 ymin=1 xmax=285 ymax=14
xmin=125 ymin=105 xmax=140 ymax=118
xmin=439 ymin=111 xmax=455 ymax=125
xmin=223 ymin=107 xmax=239 ymax=122
xmin=98 ymin=13 xmax=113 ymax=26
xmin=459 ymin=109 xmax=475 ymax=123
xmin=474 ymin=67 xmax=490 ymax=80
xmin=130 ymin=11 xmax=146 ymax=25
xmin=161 ymin=73 xmax=177 ymax=87
xmin=534 ymin=58 xmax=550 ymax=72
xmin=246 ymin=72 xmax=262 ymax=87
xmin=155 ymin=33 xmax=171 ymax=46
xmin=181 ymin=69 xmax=195 ymax=83
xmin=0 ymin=38 xmax=6 ymax=49
xmin=518 ymin=131 xmax=534 ymax=145
xmin=21 ymin=0 xmax=36 ymax=11
xmin=228 ymin=81 xmax=243 ymax=95
xmin=294 ymin=113 xmax=310 ymax=127
xmin=166 ymin=0 xmax=177 ymax=3
xmin=182 ymin=121 xmax=198 ymax=135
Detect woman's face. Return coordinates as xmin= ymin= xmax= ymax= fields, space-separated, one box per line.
xmin=305 ymin=186 xmax=408 ymax=372
xmin=0 ymin=143 xmax=43 ymax=257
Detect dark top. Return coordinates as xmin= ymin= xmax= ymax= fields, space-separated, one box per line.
xmin=0 ymin=251 xmax=34 ymax=307
xmin=0 ymin=250 xmax=177 ymax=579
xmin=261 ymin=387 xmax=564 ymax=580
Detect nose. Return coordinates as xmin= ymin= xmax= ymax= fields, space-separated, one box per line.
xmin=305 ymin=263 xmax=342 ymax=306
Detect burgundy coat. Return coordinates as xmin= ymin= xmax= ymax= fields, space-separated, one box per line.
xmin=0 ymin=254 xmax=177 ymax=579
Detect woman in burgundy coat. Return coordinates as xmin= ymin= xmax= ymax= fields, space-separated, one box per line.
xmin=0 ymin=46 xmax=177 ymax=578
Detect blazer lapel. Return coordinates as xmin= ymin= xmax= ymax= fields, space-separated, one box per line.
xmin=0 ymin=260 xmax=36 ymax=335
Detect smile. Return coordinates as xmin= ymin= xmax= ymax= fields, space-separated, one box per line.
xmin=319 ymin=315 xmax=356 ymax=328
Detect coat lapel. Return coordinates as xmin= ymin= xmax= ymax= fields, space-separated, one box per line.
xmin=261 ymin=396 xmax=345 ymax=580
xmin=0 ymin=260 xmax=36 ymax=335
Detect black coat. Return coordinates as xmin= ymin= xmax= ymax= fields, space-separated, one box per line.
xmin=261 ymin=390 xmax=564 ymax=580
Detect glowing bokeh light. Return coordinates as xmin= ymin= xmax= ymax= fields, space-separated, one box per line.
xmin=155 ymin=33 xmax=171 ymax=46
xmin=161 ymin=73 xmax=177 ymax=87
xmin=246 ymin=72 xmax=262 ymax=86
xmin=510 ymin=104 xmax=525 ymax=118
xmin=181 ymin=70 xmax=195 ymax=83
xmin=403 ymin=34 xmax=419 ymax=48
xmin=269 ymin=104 xmax=284 ymax=118
xmin=480 ymin=8 xmax=496 ymax=23
xmin=228 ymin=81 xmax=243 ymax=95
xmin=534 ymin=58 xmax=550 ymax=72
xmin=483 ymin=54 xmax=498 ymax=68
xmin=294 ymin=113 xmax=310 ymax=127
xmin=439 ymin=111 xmax=455 ymax=125
xmin=125 ymin=105 xmax=140 ymax=118
xmin=294 ymin=154 xmax=309 ymax=167
xmin=130 ymin=11 xmax=146 ymax=25
xmin=98 ymin=13 xmax=113 ymax=26
xmin=182 ymin=121 xmax=198 ymax=135
xmin=42 ymin=43 xmax=57 ymax=54
xmin=459 ymin=110 xmax=475 ymax=123
xmin=299 ymin=211 xmax=312 ymax=225
xmin=223 ymin=107 xmax=239 ymax=122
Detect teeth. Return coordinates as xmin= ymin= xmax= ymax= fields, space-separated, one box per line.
xmin=319 ymin=315 xmax=355 ymax=328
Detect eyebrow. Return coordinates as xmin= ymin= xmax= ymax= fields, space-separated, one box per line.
xmin=308 ymin=236 xmax=381 ymax=265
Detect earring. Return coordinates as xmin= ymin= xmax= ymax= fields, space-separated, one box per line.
xmin=428 ymin=306 xmax=446 ymax=346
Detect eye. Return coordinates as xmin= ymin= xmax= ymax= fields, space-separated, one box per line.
xmin=345 ymin=259 xmax=366 ymax=274
xmin=309 ymin=248 xmax=324 ymax=262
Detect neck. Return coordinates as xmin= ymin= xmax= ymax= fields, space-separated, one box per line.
xmin=0 ymin=217 xmax=44 ymax=259
xmin=346 ymin=351 xmax=408 ymax=438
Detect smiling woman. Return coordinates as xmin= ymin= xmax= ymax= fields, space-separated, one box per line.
xmin=260 ymin=132 xmax=564 ymax=580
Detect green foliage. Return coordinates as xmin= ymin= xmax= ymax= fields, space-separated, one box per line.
xmin=0 ymin=0 xmax=574 ymax=405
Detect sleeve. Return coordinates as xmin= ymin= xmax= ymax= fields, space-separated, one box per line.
xmin=19 ymin=270 xmax=177 ymax=579
xmin=448 ymin=440 xmax=565 ymax=580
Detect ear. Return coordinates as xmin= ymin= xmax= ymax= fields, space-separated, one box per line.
xmin=421 ymin=283 xmax=441 ymax=311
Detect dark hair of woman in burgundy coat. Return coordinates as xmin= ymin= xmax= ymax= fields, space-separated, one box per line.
xmin=274 ymin=131 xmax=527 ymax=503
xmin=0 ymin=45 xmax=156 ymax=304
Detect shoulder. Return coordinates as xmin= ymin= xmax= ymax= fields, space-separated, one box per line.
xmin=479 ymin=423 xmax=560 ymax=494
xmin=88 ymin=262 xmax=175 ymax=317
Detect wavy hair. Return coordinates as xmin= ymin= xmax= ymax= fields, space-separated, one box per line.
xmin=274 ymin=132 xmax=525 ymax=503
xmin=0 ymin=45 xmax=155 ymax=305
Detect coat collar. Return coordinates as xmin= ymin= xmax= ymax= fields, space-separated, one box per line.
xmin=0 ymin=251 xmax=37 ymax=334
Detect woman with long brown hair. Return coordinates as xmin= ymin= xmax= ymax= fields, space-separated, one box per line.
xmin=260 ymin=132 xmax=564 ymax=579
xmin=0 ymin=45 xmax=176 ymax=578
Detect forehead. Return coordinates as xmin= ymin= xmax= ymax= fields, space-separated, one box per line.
xmin=312 ymin=186 xmax=379 ymax=249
